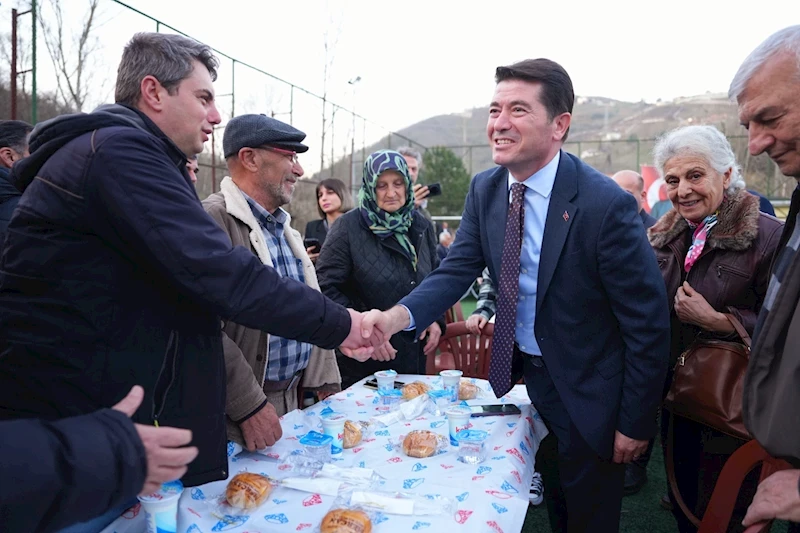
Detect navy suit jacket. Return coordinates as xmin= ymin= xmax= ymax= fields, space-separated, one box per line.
xmin=400 ymin=151 xmax=670 ymax=459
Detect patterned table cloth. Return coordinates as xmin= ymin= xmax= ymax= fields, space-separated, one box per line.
xmin=103 ymin=375 xmax=547 ymax=533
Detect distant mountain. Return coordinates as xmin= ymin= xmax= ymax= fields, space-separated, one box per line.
xmin=287 ymin=93 xmax=785 ymax=234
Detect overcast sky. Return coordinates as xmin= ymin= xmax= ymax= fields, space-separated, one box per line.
xmin=4 ymin=0 xmax=795 ymax=173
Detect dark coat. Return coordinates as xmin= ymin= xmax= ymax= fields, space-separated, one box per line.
xmin=0 ymin=166 xmax=20 ymax=245
xmin=316 ymin=209 xmax=445 ymax=387
xmin=640 ymin=209 xmax=657 ymax=229
xmin=400 ymin=151 xmax=670 ymax=458
xmin=0 ymin=104 xmax=350 ymax=487
xmin=0 ymin=409 xmax=145 ymax=532
xmin=648 ymin=190 xmax=783 ymax=364
xmin=304 ymin=218 xmax=329 ymax=246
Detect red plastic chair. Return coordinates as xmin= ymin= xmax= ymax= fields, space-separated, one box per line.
xmin=444 ymin=301 xmax=465 ymax=324
xmin=427 ymin=321 xmax=493 ymax=378
xmin=698 ymin=439 xmax=793 ymax=533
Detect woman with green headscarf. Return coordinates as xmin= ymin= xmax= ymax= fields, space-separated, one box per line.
xmin=317 ymin=150 xmax=445 ymax=388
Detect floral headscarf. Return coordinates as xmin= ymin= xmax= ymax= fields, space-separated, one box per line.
xmin=359 ymin=150 xmax=417 ymax=270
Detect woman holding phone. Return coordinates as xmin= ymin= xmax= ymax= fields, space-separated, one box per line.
xmin=304 ymin=178 xmax=352 ymax=263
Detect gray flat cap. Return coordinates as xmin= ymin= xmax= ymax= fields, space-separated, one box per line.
xmin=223 ymin=114 xmax=309 ymax=158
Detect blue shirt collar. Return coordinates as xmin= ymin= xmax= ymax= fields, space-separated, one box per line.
xmin=507 ymin=150 xmax=560 ymax=199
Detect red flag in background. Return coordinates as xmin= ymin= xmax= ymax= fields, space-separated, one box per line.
xmin=641 ymin=165 xmax=667 ymax=214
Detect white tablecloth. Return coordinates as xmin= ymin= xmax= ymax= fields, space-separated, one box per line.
xmin=103 ymin=375 xmax=547 ymax=533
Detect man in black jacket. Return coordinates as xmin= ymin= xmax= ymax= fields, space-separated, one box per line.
xmin=611 ymin=170 xmax=657 ymax=229
xmin=0 ymin=32 xmax=381 ymax=531
xmin=0 ymin=120 xmax=32 ymax=242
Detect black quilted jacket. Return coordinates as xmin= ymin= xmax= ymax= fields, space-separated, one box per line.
xmin=316 ymin=208 xmax=446 ymax=387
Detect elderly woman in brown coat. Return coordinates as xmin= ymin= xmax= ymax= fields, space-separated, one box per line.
xmin=649 ymin=125 xmax=782 ymax=532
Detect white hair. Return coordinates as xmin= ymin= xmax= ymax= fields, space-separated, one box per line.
xmin=652 ymin=125 xmax=745 ymax=194
xmin=729 ymin=25 xmax=800 ymax=100
xmin=397 ymin=146 xmax=423 ymax=166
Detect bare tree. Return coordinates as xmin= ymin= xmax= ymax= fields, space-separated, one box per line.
xmin=39 ymin=0 xmax=102 ymax=112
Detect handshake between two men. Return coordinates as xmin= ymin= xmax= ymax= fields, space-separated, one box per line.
xmin=340 ymin=306 xmax=440 ymax=363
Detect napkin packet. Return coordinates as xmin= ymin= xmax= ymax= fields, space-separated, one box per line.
xmin=334 ymin=487 xmax=455 ymax=516
xmin=370 ymin=393 xmax=429 ymax=427
xmin=270 ymin=455 xmax=386 ymax=496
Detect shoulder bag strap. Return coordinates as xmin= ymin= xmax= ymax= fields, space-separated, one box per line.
xmin=723 ymin=313 xmax=752 ymax=350
xmin=666 ymin=412 xmax=702 ymax=528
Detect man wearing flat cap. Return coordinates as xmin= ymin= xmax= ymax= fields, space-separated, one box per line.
xmin=203 ymin=114 xmax=343 ymax=451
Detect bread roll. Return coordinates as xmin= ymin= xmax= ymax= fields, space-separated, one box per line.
xmin=402 ymin=430 xmax=439 ymax=458
xmin=225 ymin=472 xmax=273 ymax=510
xmin=320 ymin=509 xmax=372 ymax=533
xmin=343 ymin=420 xmax=363 ymax=449
xmin=401 ymin=381 xmax=430 ymax=400
xmin=458 ymin=380 xmax=480 ymax=400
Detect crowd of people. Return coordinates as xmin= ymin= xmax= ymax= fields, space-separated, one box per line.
xmin=0 ymin=23 xmax=798 ymax=533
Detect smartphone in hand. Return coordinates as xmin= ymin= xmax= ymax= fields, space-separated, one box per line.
xmin=304 ymin=237 xmax=321 ymax=254
xmin=426 ymin=183 xmax=443 ymax=197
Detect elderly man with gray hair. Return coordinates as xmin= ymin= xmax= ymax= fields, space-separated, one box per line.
xmin=398 ymin=145 xmax=434 ymax=224
xmin=729 ymin=25 xmax=800 ymax=528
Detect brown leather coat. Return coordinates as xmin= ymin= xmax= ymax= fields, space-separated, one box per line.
xmin=648 ymin=190 xmax=783 ymax=362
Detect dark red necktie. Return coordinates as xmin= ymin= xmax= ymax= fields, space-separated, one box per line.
xmin=489 ymin=182 xmax=525 ymax=398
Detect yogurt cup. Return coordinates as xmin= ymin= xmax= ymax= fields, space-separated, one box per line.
xmin=299 ymin=431 xmax=333 ymax=463
xmin=374 ymin=369 xmax=398 ymax=392
xmin=137 ymin=480 xmax=183 ymax=533
xmin=320 ymin=412 xmax=346 ymax=455
xmin=445 ymin=405 xmax=472 ymax=446
xmin=439 ymin=370 xmax=463 ymax=402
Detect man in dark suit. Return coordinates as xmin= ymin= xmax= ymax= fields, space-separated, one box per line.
xmin=611 ymin=170 xmax=657 ymax=229
xmin=365 ymin=59 xmax=669 ymax=532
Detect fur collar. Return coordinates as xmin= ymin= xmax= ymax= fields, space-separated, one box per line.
xmin=647 ymin=189 xmax=761 ymax=252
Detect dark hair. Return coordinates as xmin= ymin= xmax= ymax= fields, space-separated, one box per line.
xmin=315 ymin=178 xmax=352 ymax=218
xmin=115 ymin=33 xmax=219 ymax=106
xmin=0 ymin=120 xmax=33 ymax=152
xmin=495 ymin=58 xmax=574 ymax=141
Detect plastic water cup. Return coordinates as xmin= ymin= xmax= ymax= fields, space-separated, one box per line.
xmin=445 ymin=405 xmax=472 ymax=446
xmin=456 ymin=429 xmax=489 ymax=464
xmin=137 ymin=480 xmax=183 ymax=533
xmin=440 ymin=369 xmax=463 ymax=402
xmin=320 ymin=412 xmax=346 ymax=455
xmin=374 ymin=370 xmax=397 ymax=392
xmin=299 ymin=431 xmax=333 ymax=463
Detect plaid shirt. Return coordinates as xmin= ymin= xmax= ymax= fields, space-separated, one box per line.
xmin=473 ymin=267 xmax=498 ymax=321
xmin=242 ymin=192 xmax=312 ymax=381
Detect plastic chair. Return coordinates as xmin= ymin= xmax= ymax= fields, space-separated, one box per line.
xmin=427 ymin=321 xmax=493 ymax=378
xmin=444 ymin=301 xmax=465 ymax=324
xmin=698 ymin=439 xmax=793 ymax=533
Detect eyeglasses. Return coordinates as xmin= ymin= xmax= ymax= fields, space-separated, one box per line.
xmin=257 ymin=145 xmax=300 ymax=165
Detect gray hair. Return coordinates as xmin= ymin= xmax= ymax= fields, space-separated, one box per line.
xmin=115 ymin=33 xmax=219 ymax=106
xmin=652 ymin=125 xmax=745 ymax=194
xmin=396 ymin=146 xmax=423 ymax=166
xmin=729 ymin=25 xmax=800 ymax=100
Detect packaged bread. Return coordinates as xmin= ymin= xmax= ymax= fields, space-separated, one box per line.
xmin=401 ymin=381 xmax=431 ymax=400
xmin=320 ymin=509 xmax=372 ymax=533
xmin=225 ymin=472 xmax=274 ymax=510
xmin=458 ymin=380 xmax=480 ymax=400
xmin=343 ymin=420 xmax=363 ymax=449
xmin=402 ymin=430 xmax=442 ymax=458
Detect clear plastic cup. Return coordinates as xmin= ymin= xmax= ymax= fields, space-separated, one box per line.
xmin=445 ymin=405 xmax=472 ymax=446
xmin=456 ymin=429 xmax=489 ymax=464
xmin=427 ymin=389 xmax=453 ymax=416
xmin=374 ymin=370 xmax=397 ymax=392
xmin=377 ymin=389 xmax=403 ymax=412
xmin=440 ymin=370 xmax=463 ymax=402
xmin=299 ymin=431 xmax=333 ymax=463
xmin=137 ymin=480 xmax=183 ymax=533
xmin=320 ymin=412 xmax=346 ymax=456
